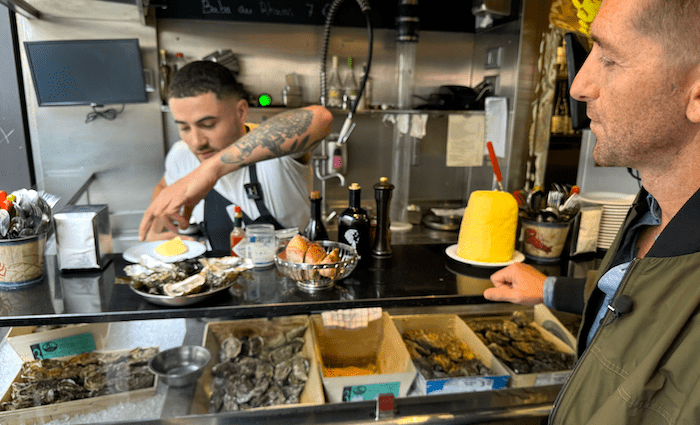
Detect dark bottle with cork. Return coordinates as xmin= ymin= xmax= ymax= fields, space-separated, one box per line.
xmin=303 ymin=191 xmax=329 ymax=241
xmin=338 ymin=183 xmax=370 ymax=263
xmin=372 ymin=177 xmax=394 ymax=259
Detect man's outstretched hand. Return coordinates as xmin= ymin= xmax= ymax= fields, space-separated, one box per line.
xmin=484 ymin=262 xmax=547 ymax=306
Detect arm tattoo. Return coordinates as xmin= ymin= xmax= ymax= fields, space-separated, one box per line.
xmin=221 ymin=109 xmax=315 ymax=165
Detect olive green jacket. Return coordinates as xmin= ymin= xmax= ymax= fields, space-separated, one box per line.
xmin=549 ymin=188 xmax=700 ymax=425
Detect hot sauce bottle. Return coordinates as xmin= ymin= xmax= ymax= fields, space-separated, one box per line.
xmin=230 ymin=206 xmax=244 ymax=256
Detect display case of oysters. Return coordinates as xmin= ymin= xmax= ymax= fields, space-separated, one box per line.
xmin=462 ymin=308 xmax=576 ymax=388
xmin=191 ymin=315 xmax=324 ymax=414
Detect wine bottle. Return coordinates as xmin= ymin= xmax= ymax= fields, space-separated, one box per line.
xmin=342 ymin=56 xmax=358 ymax=110
xmin=338 ymin=183 xmax=370 ymax=262
xmin=303 ymin=191 xmax=329 ymax=241
xmin=159 ymin=49 xmax=171 ymax=105
xmin=327 ymin=55 xmax=343 ymax=108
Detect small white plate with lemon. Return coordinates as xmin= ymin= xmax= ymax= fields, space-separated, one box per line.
xmin=123 ymin=237 xmax=206 ymax=263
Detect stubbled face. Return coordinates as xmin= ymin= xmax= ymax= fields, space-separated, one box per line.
xmin=570 ymin=0 xmax=691 ymax=172
xmin=169 ymin=92 xmax=248 ymax=162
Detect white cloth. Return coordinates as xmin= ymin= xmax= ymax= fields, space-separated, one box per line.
xmin=164 ymin=141 xmax=311 ymax=230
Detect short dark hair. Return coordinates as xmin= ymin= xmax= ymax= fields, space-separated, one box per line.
xmin=168 ymin=60 xmax=248 ymax=101
xmin=633 ymin=0 xmax=700 ymax=69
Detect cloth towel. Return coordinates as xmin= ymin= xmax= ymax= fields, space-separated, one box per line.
xmin=382 ymin=113 xmax=429 ymax=138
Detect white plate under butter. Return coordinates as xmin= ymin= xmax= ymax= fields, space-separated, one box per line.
xmin=123 ymin=240 xmax=206 ymax=263
xmin=445 ymin=244 xmax=525 ymax=268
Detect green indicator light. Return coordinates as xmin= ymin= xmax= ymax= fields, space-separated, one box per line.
xmin=258 ymin=94 xmax=272 ymax=107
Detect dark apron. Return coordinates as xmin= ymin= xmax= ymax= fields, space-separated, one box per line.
xmin=202 ymin=163 xmax=283 ymax=254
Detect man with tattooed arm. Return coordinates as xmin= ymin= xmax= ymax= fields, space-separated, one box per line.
xmin=139 ymin=61 xmax=333 ymax=252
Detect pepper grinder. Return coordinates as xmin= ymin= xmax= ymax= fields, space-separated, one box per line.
xmin=372 ymin=177 xmax=394 ymax=259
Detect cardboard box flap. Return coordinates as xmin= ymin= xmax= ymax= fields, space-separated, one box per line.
xmin=7 ymin=323 xmax=111 ymax=362
xmin=312 ymin=312 xmax=417 ymax=403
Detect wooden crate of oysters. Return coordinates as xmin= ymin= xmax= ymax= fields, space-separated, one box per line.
xmin=0 ymin=347 xmax=159 ymax=424
xmin=392 ymin=314 xmax=511 ymax=395
xmin=191 ymin=316 xmax=324 ymax=414
xmin=462 ymin=309 xmax=576 ymax=388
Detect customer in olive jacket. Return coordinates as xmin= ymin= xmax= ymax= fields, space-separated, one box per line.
xmin=483 ymin=0 xmax=700 ymax=423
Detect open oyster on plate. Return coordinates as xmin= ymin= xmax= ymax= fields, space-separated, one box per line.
xmin=124 ymin=255 xmax=253 ymax=306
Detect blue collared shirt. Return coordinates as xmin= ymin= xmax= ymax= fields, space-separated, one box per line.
xmin=543 ymin=193 xmax=661 ymax=349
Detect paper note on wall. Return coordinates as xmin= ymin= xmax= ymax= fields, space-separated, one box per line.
xmin=485 ymin=97 xmax=508 ymax=157
xmin=446 ymin=114 xmax=485 ymax=167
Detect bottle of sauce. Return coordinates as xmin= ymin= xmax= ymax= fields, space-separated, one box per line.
xmin=230 ymin=206 xmax=245 ymax=256
xmin=303 ymin=191 xmax=329 ymax=241
xmin=338 ymin=183 xmax=370 ymax=263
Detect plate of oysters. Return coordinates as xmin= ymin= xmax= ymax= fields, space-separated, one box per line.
xmin=123 ymin=255 xmax=254 ymax=306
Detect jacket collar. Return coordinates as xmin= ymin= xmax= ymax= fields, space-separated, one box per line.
xmin=643 ymin=186 xmax=700 ymax=258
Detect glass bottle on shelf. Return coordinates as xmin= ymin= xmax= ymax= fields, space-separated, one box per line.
xmin=551 ymin=81 xmax=568 ymax=134
xmin=159 ymin=49 xmax=171 ymax=105
xmin=358 ymin=62 xmax=373 ymax=111
xmin=327 ymin=55 xmax=343 ymax=108
xmin=338 ymin=183 xmax=370 ymax=264
xmin=230 ymin=206 xmax=244 ymax=256
xmin=303 ymin=191 xmax=329 ymax=241
xmin=342 ymin=56 xmax=358 ymax=110
xmin=174 ymin=52 xmax=186 ymax=73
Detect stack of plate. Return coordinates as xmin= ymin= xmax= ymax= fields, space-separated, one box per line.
xmin=580 ymin=192 xmax=636 ymax=250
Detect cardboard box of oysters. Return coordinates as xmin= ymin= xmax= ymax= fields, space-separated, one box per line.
xmin=0 ymin=346 xmax=159 ymax=424
xmin=311 ymin=310 xmax=417 ymax=403
xmin=392 ymin=314 xmax=511 ymax=395
xmin=191 ymin=315 xmax=324 ymax=414
xmin=461 ymin=305 xmax=577 ymax=388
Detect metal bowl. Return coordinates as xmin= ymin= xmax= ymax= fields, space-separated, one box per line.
xmin=148 ymin=345 xmax=211 ymax=387
xmin=275 ymin=240 xmax=358 ymax=291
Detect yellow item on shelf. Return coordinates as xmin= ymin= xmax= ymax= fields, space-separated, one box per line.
xmin=456 ymin=190 xmax=518 ymax=263
xmin=155 ymin=236 xmax=188 ymax=257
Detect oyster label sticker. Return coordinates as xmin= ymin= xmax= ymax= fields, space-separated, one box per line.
xmin=342 ymin=382 xmax=400 ymax=402
xmin=425 ymin=375 xmax=510 ymax=394
xmin=30 ymin=333 xmax=96 ymax=360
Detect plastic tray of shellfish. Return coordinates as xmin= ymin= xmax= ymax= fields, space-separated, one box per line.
xmin=0 ymin=347 xmax=159 ymax=425
xmin=191 ymin=315 xmax=325 ymax=414
xmin=392 ymin=314 xmax=511 ymax=395
xmin=460 ymin=306 xmax=577 ymax=388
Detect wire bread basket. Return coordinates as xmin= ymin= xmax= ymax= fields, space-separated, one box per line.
xmin=275 ymin=240 xmax=358 ymax=291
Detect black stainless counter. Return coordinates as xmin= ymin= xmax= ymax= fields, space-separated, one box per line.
xmin=0 ymin=243 xmax=518 ymax=326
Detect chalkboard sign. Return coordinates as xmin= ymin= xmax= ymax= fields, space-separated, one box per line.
xmin=154 ymin=0 xmax=503 ymax=33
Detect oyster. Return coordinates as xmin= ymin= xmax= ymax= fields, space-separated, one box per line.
xmin=401 ymin=329 xmax=490 ymax=379
xmin=124 ymin=256 xmax=252 ymax=297
xmin=208 ymin=325 xmax=310 ymax=412
xmin=1 ymin=347 xmax=158 ymax=412
xmin=163 ymin=271 xmax=207 ymax=297
xmin=467 ymin=312 xmax=575 ymax=374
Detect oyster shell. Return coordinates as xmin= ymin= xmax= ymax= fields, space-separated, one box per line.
xmin=163 ymin=271 xmax=207 ymax=297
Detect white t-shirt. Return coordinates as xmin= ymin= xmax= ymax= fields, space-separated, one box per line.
xmin=163 ymin=140 xmax=311 ymax=230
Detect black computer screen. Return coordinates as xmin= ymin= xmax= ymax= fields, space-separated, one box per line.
xmin=565 ymin=32 xmax=591 ymax=131
xmin=24 ymin=38 xmax=148 ymax=107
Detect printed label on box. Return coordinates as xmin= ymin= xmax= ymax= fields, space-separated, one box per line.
xmin=342 ymin=382 xmax=400 ymax=402
xmin=425 ymin=375 xmax=509 ymax=394
xmin=29 ymin=333 xmax=96 ymax=359
xmin=534 ymin=370 xmax=571 ymax=387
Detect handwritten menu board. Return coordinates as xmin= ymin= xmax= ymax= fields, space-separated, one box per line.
xmin=155 ymin=0 xmax=480 ymax=33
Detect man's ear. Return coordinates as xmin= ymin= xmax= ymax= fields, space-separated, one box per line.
xmin=236 ymin=98 xmax=249 ymax=122
xmin=687 ymin=66 xmax=700 ymax=123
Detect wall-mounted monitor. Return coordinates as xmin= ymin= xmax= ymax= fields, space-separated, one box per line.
xmin=565 ymin=32 xmax=591 ymax=131
xmin=24 ymin=38 xmax=148 ymax=107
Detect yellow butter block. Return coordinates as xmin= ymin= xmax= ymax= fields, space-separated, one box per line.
xmin=456 ymin=190 xmax=518 ymax=263
xmin=155 ymin=236 xmax=189 ymax=257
